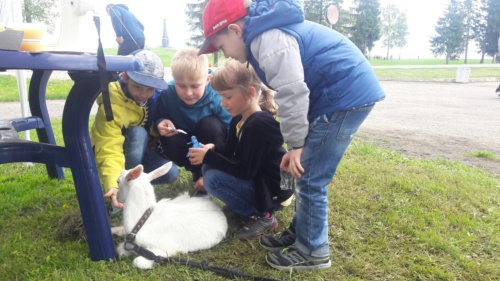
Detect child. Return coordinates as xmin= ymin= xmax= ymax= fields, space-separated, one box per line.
xmin=154 ymin=48 xmax=232 ymax=192
xmin=90 ymin=49 xmax=179 ymax=210
xmin=187 ymin=60 xmax=294 ymax=240
xmin=199 ymin=0 xmax=386 ymax=270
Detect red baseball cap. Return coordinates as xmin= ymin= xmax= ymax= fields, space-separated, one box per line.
xmin=198 ymin=0 xmax=248 ymax=55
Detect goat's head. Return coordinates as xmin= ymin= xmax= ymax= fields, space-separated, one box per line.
xmin=116 ymin=162 xmax=173 ymax=204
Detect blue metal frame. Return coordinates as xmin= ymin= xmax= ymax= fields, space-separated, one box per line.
xmin=0 ymin=50 xmax=142 ymax=261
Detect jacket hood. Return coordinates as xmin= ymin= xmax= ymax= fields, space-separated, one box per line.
xmin=244 ymin=0 xmax=304 ymax=43
xmin=114 ymin=4 xmax=129 ymax=10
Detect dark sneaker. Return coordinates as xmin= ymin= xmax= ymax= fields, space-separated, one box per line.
xmin=236 ymin=214 xmax=278 ymax=241
xmin=266 ymin=246 xmax=331 ymax=270
xmin=260 ymin=223 xmax=296 ymax=250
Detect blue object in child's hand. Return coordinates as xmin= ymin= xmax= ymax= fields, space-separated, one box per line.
xmin=188 ymin=136 xmax=201 ymax=148
xmin=186 ymin=136 xmax=201 ymax=157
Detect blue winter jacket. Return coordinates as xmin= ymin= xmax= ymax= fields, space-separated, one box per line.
xmin=244 ymin=0 xmax=385 ymax=121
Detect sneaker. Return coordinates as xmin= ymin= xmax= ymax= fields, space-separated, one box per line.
xmin=266 ymin=246 xmax=331 ymax=270
xmin=259 ymin=223 xmax=296 ymax=250
xmin=236 ymin=214 xmax=278 ymax=241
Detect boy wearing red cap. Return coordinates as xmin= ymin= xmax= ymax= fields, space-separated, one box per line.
xmin=200 ymin=0 xmax=385 ymax=271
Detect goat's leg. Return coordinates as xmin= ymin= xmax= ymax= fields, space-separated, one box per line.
xmin=132 ymin=247 xmax=166 ymax=269
xmin=111 ymin=226 xmax=125 ymax=237
xmin=116 ymin=242 xmax=134 ymax=257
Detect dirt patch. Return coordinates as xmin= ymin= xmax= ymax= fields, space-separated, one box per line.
xmin=357 ymin=127 xmax=500 ymax=177
xmin=357 ymin=81 xmax=500 ymax=178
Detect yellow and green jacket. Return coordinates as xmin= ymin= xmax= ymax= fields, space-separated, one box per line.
xmin=90 ymin=79 xmax=157 ymax=191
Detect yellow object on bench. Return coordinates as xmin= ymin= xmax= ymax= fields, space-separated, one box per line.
xmin=6 ymin=23 xmax=47 ymax=52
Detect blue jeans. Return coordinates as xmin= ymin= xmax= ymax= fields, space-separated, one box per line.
xmin=293 ymin=104 xmax=374 ymax=258
xmin=123 ymin=126 xmax=179 ymax=184
xmin=202 ymin=165 xmax=280 ymax=217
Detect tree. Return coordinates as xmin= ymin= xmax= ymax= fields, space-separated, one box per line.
xmin=185 ymin=0 xmax=208 ymax=49
xmin=22 ymin=0 xmax=58 ymax=32
xmin=461 ymin=0 xmax=481 ymax=64
xmin=380 ymin=4 xmax=408 ymax=60
xmin=303 ymin=0 xmax=342 ymax=25
xmin=392 ymin=12 xmax=408 ymax=60
xmin=350 ymin=0 xmax=381 ymax=57
xmin=185 ymin=0 xmax=220 ymax=66
xmin=483 ymin=0 xmax=500 ymax=59
xmin=429 ymin=0 xmax=466 ymax=64
xmin=303 ymin=0 xmax=353 ymax=35
xmin=474 ymin=0 xmax=489 ymax=63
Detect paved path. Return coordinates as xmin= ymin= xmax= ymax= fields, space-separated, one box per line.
xmin=357 ymin=80 xmax=500 ymax=176
xmin=0 ymin=99 xmax=97 ymax=120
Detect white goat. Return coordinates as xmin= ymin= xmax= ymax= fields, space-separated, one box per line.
xmin=115 ymin=162 xmax=228 ymax=269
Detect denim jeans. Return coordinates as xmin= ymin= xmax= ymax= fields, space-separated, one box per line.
xmin=293 ymin=104 xmax=374 ymax=258
xmin=123 ymin=126 xmax=179 ymax=184
xmin=202 ymin=165 xmax=279 ymax=217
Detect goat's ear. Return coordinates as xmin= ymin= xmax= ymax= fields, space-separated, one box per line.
xmin=126 ymin=165 xmax=144 ymax=182
xmin=148 ymin=162 xmax=172 ymax=182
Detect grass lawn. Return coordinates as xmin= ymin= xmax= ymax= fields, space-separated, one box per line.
xmin=1 ymin=49 xmax=499 ymax=279
xmin=0 ymin=120 xmax=499 ymax=280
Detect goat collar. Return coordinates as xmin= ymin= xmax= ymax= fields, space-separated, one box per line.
xmin=126 ymin=207 xmax=153 ymax=243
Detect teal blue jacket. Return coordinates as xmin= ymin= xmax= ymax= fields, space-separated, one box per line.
xmin=154 ymin=80 xmax=231 ymax=134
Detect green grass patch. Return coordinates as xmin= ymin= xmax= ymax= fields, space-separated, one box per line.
xmin=369 ymin=58 xmax=497 ymax=66
xmin=467 ymin=151 xmax=500 ymax=161
xmin=104 ymin=47 xmax=223 ymax=67
xmin=1 ymin=120 xmax=499 ymax=280
xmin=0 ymin=75 xmax=74 ymax=101
xmin=373 ymin=67 xmax=500 ymax=80
xmin=104 ymin=47 xmax=177 ymax=67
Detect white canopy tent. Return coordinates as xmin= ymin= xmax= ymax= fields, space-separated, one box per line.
xmin=1 ymin=0 xmax=98 ymax=140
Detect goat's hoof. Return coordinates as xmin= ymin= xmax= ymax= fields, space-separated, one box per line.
xmin=133 ymin=256 xmax=154 ymax=269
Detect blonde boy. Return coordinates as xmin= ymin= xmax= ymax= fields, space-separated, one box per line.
xmin=154 ymin=48 xmax=231 ymax=192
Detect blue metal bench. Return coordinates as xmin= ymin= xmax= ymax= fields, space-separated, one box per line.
xmin=0 ymin=50 xmax=142 ymax=261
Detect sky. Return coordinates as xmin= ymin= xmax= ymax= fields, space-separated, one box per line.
xmin=52 ymin=0 xmax=482 ymax=59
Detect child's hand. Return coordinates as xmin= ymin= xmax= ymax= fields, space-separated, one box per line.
xmin=188 ymin=143 xmax=213 ymax=165
xmin=157 ymin=120 xmax=177 ymax=137
xmin=280 ymin=148 xmax=304 ymax=179
xmin=104 ymin=187 xmax=124 ymax=209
